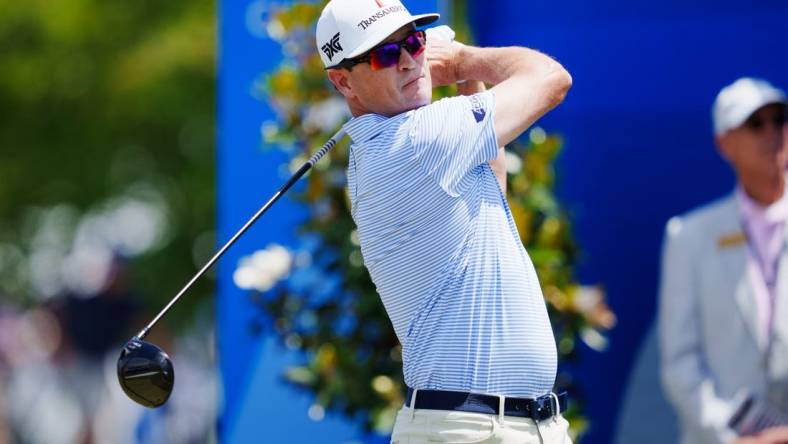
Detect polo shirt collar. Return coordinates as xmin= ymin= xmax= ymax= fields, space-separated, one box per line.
xmin=343 ymin=113 xmax=389 ymax=143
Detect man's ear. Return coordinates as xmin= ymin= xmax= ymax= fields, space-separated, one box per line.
xmin=715 ymin=133 xmax=734 ymax=163
xmin=327 ymin=69 xmax=354 ymax=98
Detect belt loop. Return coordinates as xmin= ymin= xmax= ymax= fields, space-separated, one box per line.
xmin=409 ymin=388 xmax=418 ymax=421
xmin=498 ymin=395 xmax=506 ymax=425
xmin=549 ymin=392 xmax=561 ymax=422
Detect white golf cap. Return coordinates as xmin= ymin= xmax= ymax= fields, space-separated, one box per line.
xmin=316 ymin=0 xmax=439 ymax=69
xmin=712 ymin=77 xmax=787 ymax=135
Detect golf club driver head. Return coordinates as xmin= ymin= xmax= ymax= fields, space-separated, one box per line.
xmin=117 ymin=337 xmax=174 ymax=408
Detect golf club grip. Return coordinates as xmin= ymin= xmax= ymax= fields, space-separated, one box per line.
xmin=137 ymin=128 xmax=347 ymax=339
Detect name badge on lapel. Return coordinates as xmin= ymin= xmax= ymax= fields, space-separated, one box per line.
xmin=718 ymin=231 xmax=747 ymax=249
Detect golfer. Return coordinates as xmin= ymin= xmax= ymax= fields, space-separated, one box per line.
xmin=316 ymin=0 xmax=573 ymax=442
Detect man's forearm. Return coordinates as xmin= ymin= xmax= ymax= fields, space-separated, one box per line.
xmin=454 ymin=45 xmax=567 ymax=88
xmin=446 ymin=43 xmax=571 ymax=146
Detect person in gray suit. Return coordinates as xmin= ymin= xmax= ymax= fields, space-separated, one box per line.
xmin=659 ymin=77 xmax=788 ymax=444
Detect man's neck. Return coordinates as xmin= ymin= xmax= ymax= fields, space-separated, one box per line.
xmin=739 ymin=182 xmax=785 ymax=207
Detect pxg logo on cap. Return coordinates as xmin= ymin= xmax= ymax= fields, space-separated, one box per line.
xmin=316 ymin=0 xmax=439 ymax=69
xmin=322 ymin=33 xmax=343 ymax=62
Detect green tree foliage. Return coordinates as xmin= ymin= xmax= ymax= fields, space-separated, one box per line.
xmin=250 ymin=1 xmax=615 ymax=441
xmin=0 ymin=0 xmax=216 ymax=326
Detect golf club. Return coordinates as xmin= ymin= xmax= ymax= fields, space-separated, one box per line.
xmin=118 ymin=128 xmax=346 ymax=408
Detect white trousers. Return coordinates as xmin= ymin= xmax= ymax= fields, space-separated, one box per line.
xmin=390 ymin=405 xmax=573 ymax=444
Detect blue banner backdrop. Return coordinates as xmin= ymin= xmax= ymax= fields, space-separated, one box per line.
xmin=469 ymin=1 xmax=788 ymax=443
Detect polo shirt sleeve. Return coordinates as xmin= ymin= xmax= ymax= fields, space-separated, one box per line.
xmin=408 ymin=90 xmax=499 ymax=197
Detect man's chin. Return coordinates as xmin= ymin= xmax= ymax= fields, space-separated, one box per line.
xmin=415 ymin=94 xmax=432 ymax=108
xmin=411 ymin=87 xmax=433 ymax=108
xmin=395 ymin=95 xmax=430 ymax=114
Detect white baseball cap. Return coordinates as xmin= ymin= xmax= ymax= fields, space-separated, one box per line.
xmin=316 ymin=0 xmax=439 ymax=69
xmin=712 ymin=77 xmax=787 ymax=135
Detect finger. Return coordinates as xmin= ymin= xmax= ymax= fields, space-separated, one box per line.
xmin=425 ymin=25 xmax=455 ymax=43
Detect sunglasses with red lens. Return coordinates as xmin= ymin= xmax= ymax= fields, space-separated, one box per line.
xmin=332 ymin=30 xmax=426 ymax=71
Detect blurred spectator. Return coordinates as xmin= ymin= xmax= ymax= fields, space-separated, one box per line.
xmin=659 ymin=77 xmax=788 ymax=444
xmin=0 ymin=256 xmax=217 ymax=444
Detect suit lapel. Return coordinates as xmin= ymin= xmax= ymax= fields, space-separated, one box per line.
xmin=723 ymin=244 xmax=764 ymax=349
xmin=716 ymin=197 xmax=766 ymax=350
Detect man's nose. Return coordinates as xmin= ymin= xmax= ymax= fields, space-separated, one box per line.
xmin=397 ymin=47 xmax=416 ymax=71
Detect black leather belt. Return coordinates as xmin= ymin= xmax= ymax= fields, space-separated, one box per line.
xmin=405 ymin=388 xmax=568 ymax=421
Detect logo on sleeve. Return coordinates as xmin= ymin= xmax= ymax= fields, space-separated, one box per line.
xmin=321 ymin=33 xmax=343 ymax=61
xmin=469 ymin=95 xmax=486 ymax=123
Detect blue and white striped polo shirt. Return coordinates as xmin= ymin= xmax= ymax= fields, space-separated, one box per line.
xmin=344 ymin=91 xmax=557 ymax=398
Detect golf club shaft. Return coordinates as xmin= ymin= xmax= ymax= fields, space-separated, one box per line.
xmin=136 ymin=128 xmax=347 ymax=340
